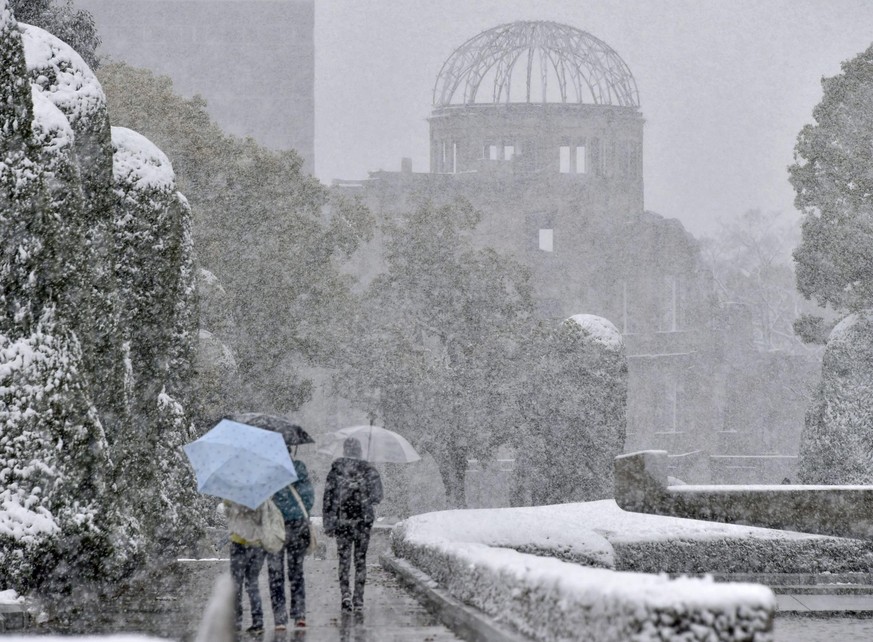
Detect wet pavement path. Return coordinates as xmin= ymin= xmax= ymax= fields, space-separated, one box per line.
xmin=25 ymin=532 xmax=463 ymax=642
xmin=251 ymin=557 xmax=462 ymax=642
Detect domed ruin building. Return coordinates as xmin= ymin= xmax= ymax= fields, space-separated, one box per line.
xmin=335 ymin=21 xmax=801 ymax=485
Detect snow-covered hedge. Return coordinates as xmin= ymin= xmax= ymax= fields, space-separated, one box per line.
xmin=615 ymin=536 xmax=873 ymax=575
xmin=393 ymin=502 xmax=779 ymax=641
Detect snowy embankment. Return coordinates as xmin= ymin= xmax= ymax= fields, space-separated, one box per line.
xmin=393 ymin=500 xmax=783 ymax=641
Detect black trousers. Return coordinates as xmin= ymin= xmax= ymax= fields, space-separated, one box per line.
xmin=267 ymin=518 xmax=311 ymax=622
xmin=230 ymin=541 xmax=266 ymax=629
xmin=335 ymin=521 xmax=372 ymax=604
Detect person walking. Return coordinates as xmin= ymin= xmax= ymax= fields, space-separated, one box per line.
xmin=267 ymin=447 xmax=315 ymax=630
xmin=224 ymin=501 xmax=272 ymax=634
xmin=322 ymin=437 xmax=383 ymax=612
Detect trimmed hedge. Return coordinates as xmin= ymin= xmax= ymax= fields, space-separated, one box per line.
xmin=392 ymin=521 xmax=775 ymax=642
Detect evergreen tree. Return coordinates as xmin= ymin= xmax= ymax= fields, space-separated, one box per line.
xmin=110 ymin=126 xmax=204 ymax=554
xmin=788 ymin=45 xmax=873 ymax=483
xmin=0 ymin=2 xmax=122 ymax=592
xmin=788 ymin=43 xmax=873 ymax=319
xmin=798 ymin=312 xmax=873 ymax=484
xmin=2 ymin=1 xmax=205 ymax=591
xmin=96 ymin=62 xmax=373 ymax=415
xmin=21 ymin=22 xmax=126 ymax=444
xmin=11 ymin=0 xmax=100 ymax=69
xmin=337 ymin=200 xmax=535 ymax=508
xmin=514 ymin=315 xmax=627 ymax=505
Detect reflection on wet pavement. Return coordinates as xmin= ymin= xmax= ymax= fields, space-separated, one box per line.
xmin=249 ymin=558 xmax=461 ymax=642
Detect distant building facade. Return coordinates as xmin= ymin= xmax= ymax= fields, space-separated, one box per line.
xmin=334 ymin=21 xmax=807 ymax=485
xmin=78 ymin=0 xmax=315 ymax=173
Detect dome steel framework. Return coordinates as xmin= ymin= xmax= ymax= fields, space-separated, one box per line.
xmin=433 ymin=21 xmax=639 ymax=108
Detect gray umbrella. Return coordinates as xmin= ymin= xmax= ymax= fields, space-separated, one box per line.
xmin=229 ymin=413 xmax=315 ymax=447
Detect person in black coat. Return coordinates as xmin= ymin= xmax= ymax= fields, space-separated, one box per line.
xmin=322 ymin=437 xmax=383 ymax=612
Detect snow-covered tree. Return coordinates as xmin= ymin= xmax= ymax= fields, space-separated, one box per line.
xmin=701 ymin=209 xmax=814 ymax=352
xmin=1 ymin=1 xmax=205 ymax=591
xmin=338 ymin=200 xmax=536 ymax=508
xmin=788 ymin=45 xmax=873 ymax=482
xmin=96 ymin=62 xmax=373 ymax=415
xmin=110 ymin=127 xmax=204 ymax=553
xmin=10 ymin=0 xmax=100 ymax=69
xmin=20 ymin=23 xmax=126 ymax=437
xmin=0 ymin=2 xmax=121 ymax=593
xmin=514 ymin=314 xmax=628 ymax=505
xmin=789 ymin=44 xmax=873 ymax=318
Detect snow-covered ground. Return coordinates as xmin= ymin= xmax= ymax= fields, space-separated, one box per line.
xmin=393 ymin=500 xmax=792 ymax=641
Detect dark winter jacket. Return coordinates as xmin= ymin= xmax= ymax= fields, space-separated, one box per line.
xmin=322 ymin=457 xmax=383 ymax=534
xmin=272 ymin=459 xmax=315 ymax=522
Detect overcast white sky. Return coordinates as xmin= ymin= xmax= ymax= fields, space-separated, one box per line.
xmin=314 ymin=0 xmax=873 ymax=235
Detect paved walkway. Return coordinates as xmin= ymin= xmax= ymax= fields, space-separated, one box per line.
xmin=244 ymin=554 xmax=463 ymax=642
xmin=18 ymin=528 xmax=462 ymax=641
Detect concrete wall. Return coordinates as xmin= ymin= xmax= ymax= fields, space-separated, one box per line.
xmin=615 ymin=450 xmax=873 ymax=539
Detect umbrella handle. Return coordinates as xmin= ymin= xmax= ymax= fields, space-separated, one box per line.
xmin=367 ymin=425 xmax=373 ymax=461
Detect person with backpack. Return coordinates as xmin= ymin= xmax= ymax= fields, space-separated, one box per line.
xmin=266 ymin=448 xmax=315 ymax=630
xmin=322 ymin=437 xmax=383 ymax=612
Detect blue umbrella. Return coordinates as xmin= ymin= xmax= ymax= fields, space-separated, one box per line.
xmin=183 ymin=419 xmax=298 ymax=509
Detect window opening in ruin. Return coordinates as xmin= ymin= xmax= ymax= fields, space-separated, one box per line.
xmin=504 ymin=145 xmax=515 ymax=160
xmin=559 ymin=146 xmax=571 ymax=173
xmin=575 ymin=145 xmax=586 ymax=173
xmin=452 ymin=142 xmax=458 ymax=173
xmin=538 ymin=228 xmax=554 ymax=252
xmin=488 ymin=144 xmax=499 ymax=161
xmin=660 ymin=275 xmax=678 ymax=332
xmin=656 ymin=375 xmax=685 ymax=434
xmin=441 ymin=141 xmax=448 ymax=172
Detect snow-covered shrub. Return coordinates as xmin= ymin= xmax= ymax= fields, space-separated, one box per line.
xmin=0 ymin=1 xmax=127 ymax=593
xmin=1 ymin=0 xmax=203 ymax=591
xmin=110 ymin=126 xmax=204 ymax=555
xmin=20 ymin=21 xmax=126 ymax=432
xmin=0 ymin=316 xmax=117 ymax=592
xmin=515 ymin=314 xmax=628 ymax=505
xmin=393 ymin=502 xmax=775 ymax=641
xmin=615 ymin=536 xmax=873 ymax=575
xmin=798 ymin=311 xmax=873 ymax=484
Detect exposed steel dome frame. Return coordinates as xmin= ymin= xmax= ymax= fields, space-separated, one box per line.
xmin=433 ymin=21 xmax=640 ymax=108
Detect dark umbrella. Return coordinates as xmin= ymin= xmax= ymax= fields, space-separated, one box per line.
xmin=229 ymin=413 xmax=315 ymax=447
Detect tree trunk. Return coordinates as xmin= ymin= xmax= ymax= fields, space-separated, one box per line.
xmin=435 ymin=443 xmax=468 ymax=509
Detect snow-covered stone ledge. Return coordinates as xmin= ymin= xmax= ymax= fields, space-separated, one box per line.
xmin=391 ymin=503 xmax=776 ymax=641
xmin=616 ymin=450 xmax=873 ymax=540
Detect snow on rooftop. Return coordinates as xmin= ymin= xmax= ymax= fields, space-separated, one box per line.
xmin=19 ymin=23 xmax=105 ymax=129
xmin=111 ymin=126 xmax=175 ymax=192
xmin=564 ymin=313 xmax=623 ymax=350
